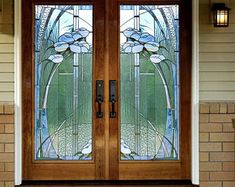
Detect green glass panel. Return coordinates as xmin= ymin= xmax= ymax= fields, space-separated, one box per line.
xmin=120 ymin=5 xmax=179 ymax=160
xmin=34 ymin=5 xmax=93 ymax=160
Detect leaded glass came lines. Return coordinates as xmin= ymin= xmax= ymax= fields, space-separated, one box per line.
xmin=120 ymin=5 xmax=179 ymax=160
xmin=34 ymin=5 xmax=93 ymax=161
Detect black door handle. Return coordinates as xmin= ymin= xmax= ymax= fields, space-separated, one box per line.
xmin=109 ymin=80 xmax=117 ymax=118
xmin=96 ymin=80 xmax=104 ymax=118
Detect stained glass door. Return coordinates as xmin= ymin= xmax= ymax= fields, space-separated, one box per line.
xmin=107 ymin=0 xmax=191 ymax=180
xmin=23 ymin=0 xmax=191 ymax=181
xmin=23 ymin=0 xmax=106 ymax=180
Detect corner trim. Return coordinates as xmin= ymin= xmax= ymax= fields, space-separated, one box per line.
xmin=14 ymin=0 xmax=22 ymax=185
xmin=191 ymin=0 xmax=200 ymax=185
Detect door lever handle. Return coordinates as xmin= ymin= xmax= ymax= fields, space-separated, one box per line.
xmin=96 ymin=80 xmax=104 ymax=118
xmin=109 ymin=80 xmax=117 ymax=118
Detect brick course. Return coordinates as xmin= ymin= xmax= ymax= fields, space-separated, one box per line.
xmin=200 ymin=102 xmax=235 ymax=187
xmin=0 ymin=103 xmax=14 ymax=187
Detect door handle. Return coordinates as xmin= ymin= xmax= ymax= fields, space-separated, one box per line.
xmin=109 ymin=80 xmax=117 ymax=118
xmin=96 ymin=80 xmax=104 ymax=118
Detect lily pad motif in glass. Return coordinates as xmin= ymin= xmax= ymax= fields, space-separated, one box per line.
xmin=34 ymin=5 xmax=93 ymax=160
xmin=120 ymin=5 xmax=179 ymax=160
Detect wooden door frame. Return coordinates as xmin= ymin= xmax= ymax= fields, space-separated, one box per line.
xmin=22 ymin=0 xmax=194 ymax=183
xmin=107 ymin=0 xmax=192 ymax=180
xmin=22 ymin=0 xmax=107 ymax=180
xmin=16 ymin=0 xmax=200 ymax=185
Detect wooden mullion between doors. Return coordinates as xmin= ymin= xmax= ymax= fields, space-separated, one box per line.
xmin=93 ymin=0 xmax=106 ymax=180
xmin=106 ymin=0 xmax=120 ymax=180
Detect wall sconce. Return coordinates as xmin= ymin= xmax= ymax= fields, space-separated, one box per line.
xmin=212 ymin=3 xmax=231 ymax=27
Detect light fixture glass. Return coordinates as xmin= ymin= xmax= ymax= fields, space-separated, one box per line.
xmin=212 ymin=3 xmax=231 ymax=27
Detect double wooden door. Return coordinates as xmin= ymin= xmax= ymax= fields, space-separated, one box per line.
xmin=22 ymin=0 xmax=192 ymax=181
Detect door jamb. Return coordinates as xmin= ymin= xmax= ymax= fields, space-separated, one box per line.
xmin=191 ymin=0 xmax=200 ymax=185
xmin=14 ymin=0 xmax=22 ymax=185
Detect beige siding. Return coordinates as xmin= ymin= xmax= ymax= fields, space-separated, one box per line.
xmin=0 ymin=73 xmax=14 ymax=82
xmin=199 ymin=0 xmax=235 ymax=101
xmin=0 ymin=0 xmax=14 ymax=102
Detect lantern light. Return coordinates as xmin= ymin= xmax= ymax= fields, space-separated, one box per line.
xmin=212 ymin=3 xmax=231 ymax=27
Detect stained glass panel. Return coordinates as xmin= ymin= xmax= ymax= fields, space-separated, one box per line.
xmin=34 ymin=5 xmax=93 ymax=160
xmin=120 ymin=5 xmax=179 ymax=160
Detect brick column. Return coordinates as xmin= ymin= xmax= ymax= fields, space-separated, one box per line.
xmin=0 ymin=103 xmax=14 ymax=187
xmin=200 ymin=102 xmax=235 ymax=187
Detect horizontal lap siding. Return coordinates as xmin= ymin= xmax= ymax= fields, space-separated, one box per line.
xmin=199 ymin=0 xmax=235 ymax=101
xmin=0 ymin=0 xmax=14 ymax=102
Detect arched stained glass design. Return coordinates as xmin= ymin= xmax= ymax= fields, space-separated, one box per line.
xmin=120 ymin=5 xmax=179 ymax=160
xmin=34 ymin=5 xmax=93 ymax=160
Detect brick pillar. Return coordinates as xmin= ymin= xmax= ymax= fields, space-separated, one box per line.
xmin=200 ymin=102 xmax=235 ymax=187
xmin=0 ymin=103 xmax=14 ymax=187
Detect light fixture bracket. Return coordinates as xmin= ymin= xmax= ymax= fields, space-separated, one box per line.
xmin=0 ymin=0 xmax=2 ymax=13
xmin=212 ymin=3 xmax=231 ymax=27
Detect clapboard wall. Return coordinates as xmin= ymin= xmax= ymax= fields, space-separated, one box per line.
xmin=199 ymin=0 xmax=235 ymax=101
xmin=0 ymin=0 xmax=14 ymax=102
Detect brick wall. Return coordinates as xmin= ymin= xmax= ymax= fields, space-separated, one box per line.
xmin=200 ymin=102 xmax=235 ymax=187
xmin=0 ymin=103 xmax=14 ymax=187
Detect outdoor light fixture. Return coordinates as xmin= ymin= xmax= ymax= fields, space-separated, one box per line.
xmin=212 ymin=3 xmax=231 ymax=27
